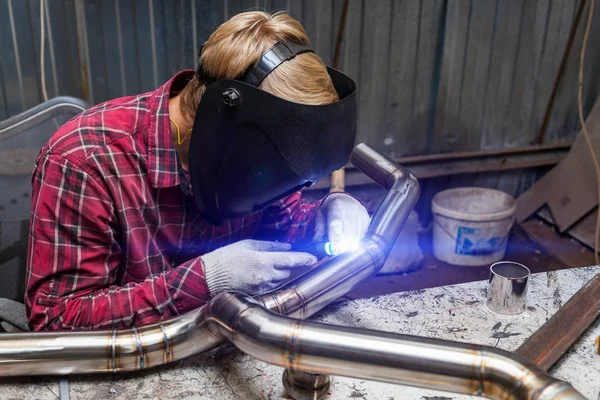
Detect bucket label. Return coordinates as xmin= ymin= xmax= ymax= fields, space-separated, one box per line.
xmin=455 ymin=226 xmax=507 ymax=256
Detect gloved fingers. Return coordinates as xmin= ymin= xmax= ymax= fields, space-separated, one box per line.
xmin=327 ymin=219 xmax=344 ymax=243
xmin=258 ymin=269 xmax=292 ymax=293
xmin=312 ymin=211 xmax=326 ymax=243
xmin=267 ymin=251 xmax=318 ymax=269
xmin=356 ymin=211 xmax=371 ymax=239
xmin=242 ymin=239 xmax=292 ymax=252
xmin=271 ymin=268 xmax=291 ymax=283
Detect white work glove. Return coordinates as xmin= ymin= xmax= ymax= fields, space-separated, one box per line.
xmin=313 ymin=193 xmax=371 ymax=244
xmin=202 ymin=239 xmax=317 ymax=296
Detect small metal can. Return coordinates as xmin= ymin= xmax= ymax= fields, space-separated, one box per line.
xmin=486 ymin=261 xmax=530 ymax=315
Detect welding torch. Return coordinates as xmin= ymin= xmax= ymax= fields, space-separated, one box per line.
xmin=295 ymin=239 xmax=360 ymax=258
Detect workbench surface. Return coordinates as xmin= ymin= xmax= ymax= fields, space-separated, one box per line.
xmin=2 ymin=266 xmax=600 ymax=400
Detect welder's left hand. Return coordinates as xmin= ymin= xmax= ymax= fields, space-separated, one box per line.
xmin=313 ymin=193 xmax=370 ymax=244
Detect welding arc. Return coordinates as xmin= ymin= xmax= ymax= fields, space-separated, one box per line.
xmin=578 ymin=0 xmax=598 ymax=264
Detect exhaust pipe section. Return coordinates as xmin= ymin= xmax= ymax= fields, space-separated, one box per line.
xmin=209 ymin=293 xmax=585 ymax=400
xmin=0 ymin=144 xmax=585 ymax=399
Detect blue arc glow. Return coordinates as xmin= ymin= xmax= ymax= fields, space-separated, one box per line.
xmin=324 ymin=239 xmax=361 ymax=256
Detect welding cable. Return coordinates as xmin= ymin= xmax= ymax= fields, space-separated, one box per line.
xmin=578 ymin=0 xmax=598 ymax=264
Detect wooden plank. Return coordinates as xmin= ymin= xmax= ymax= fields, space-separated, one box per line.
xmin=357 ymin=0 xmax=393 ymax=154
xmin=431 ymin=0 xmax=471 ymax=153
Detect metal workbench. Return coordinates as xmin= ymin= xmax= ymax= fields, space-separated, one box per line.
xmin=2 ymin=266 xmax=599 ymax=400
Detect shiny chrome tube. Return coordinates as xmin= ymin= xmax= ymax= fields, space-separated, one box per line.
xmin=210 ymin=292 xmax=585 ymax=400
xmin=0 ymin=307 xmax=220 ymax=375
xmin=260 ymin=143 xmax=420 ymax=318
xmin=0 ymin=144 xmax=584 ymax=400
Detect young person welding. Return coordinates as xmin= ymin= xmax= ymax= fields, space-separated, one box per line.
xmin=25 ymin=11 xmax=370 ymax=331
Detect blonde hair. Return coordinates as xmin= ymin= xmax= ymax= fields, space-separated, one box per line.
xmin=179 ymin=11 xmax=338 ymax=123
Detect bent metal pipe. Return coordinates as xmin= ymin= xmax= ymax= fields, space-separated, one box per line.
xmin=0 ymin=144 xmax=585 ymax=399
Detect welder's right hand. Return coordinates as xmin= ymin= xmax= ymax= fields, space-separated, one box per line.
xmin=201 ymin=239 xmax=317 ymax=296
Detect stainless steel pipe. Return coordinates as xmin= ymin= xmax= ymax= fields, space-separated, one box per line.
xmin=259 ymin=143 xmax=420 ymax=318
xmin=487 ymin=261 xmax=530 ymax=315
xmin=209 ymin=292 xmax=586 ymax=400
xmin=0 ymin=144 xmax=584 ymax=399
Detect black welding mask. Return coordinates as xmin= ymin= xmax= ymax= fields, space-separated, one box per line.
xmin=189 ymin=41 xmax=357 ymax=226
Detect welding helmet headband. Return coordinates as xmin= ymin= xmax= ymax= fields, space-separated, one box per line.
xmin=189 ymin=41 xmax=357 ymax=226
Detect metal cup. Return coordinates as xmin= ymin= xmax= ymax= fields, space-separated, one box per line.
xmin=486 ymin=261 xmax=530 ymax=315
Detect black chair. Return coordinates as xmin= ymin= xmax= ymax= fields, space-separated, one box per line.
xmin=0 ymin=97 xmax=89 ymax=331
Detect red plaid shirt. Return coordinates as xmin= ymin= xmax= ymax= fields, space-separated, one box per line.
xmin=25 ymin=71 xmax=323 ymax=331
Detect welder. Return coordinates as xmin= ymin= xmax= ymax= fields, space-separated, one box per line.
xmin=25 ymin=11 xmax=369 ymax=331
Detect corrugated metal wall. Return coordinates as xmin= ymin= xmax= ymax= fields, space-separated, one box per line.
xmin=1 ymin=1 xmax=599 ymax=183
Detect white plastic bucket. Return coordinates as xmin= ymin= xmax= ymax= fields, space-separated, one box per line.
xmin=432 ymin=187 xmax=516 ymax=266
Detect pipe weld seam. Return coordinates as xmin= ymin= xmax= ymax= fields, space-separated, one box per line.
xmin=159 ymin=323 xmax=171 ymax=360
xmin=478 ymin=347 xmax=485 ymax=396
xmin=111 ymin=329 xmax=118 ymax=372
xmin=291 ymin=288 xmax=307 ymax=319
xmin=531 ymin=379 xmax=567 ymax=400
xmin=271 ymin=294 xmax=283 ymax=315
xmin=363 ymin=234 xmax=390 ymax=268
xmin=131 ymin=327 xmax=145 ymax=369
xmin=284 ymin=319 xmax=302 ymax=371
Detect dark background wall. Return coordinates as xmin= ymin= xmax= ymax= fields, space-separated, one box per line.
xmin=1 ymin=0 xmax=599 ymax=199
